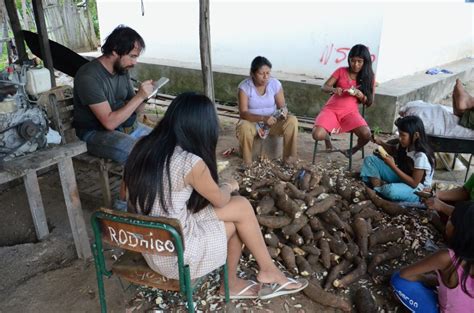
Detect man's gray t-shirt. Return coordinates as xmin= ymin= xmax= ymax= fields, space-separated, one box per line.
xmin=73 ymin=59 xmax=135 ymax=132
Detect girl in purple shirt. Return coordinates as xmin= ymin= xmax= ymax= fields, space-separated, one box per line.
xmin=391 ymin=201 xmax=474 ymax=312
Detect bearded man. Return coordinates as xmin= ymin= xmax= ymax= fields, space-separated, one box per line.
xmin=73 ymin=25 xmax=153 ymax=164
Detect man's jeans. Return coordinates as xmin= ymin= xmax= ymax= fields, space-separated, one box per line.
xmin=78 ymin=122 xmax=152 ymax=164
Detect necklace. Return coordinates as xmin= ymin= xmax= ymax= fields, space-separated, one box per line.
xmin=348 ymin=71 xmax=357 ymax=81
xmin=347 ymin=70 xmax=357 ymax=86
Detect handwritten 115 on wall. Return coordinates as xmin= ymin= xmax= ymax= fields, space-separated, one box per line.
xmin=320 ymin=44 xmax=377 ymax=65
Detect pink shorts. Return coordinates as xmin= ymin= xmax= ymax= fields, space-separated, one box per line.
xmin=314 ymin=107 xmax=368 ymax=134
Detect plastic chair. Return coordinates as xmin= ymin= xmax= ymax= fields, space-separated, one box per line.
xmin=312 ymin=105 xmax=366 ymax=170
xmin=91 ymin=207 xmax=229 ymax=313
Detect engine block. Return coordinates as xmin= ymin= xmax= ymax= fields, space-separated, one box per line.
xmin=0 ymin=64 xmax=50 ymax=162
xmin=0 ymin=106 xmax=48 ymax=161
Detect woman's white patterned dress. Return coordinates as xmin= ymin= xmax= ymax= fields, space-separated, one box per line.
xmin=141 ymin=146 xmax=227 ymax=279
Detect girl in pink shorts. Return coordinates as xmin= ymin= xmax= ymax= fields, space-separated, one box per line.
xmin=312 ymin=44 xmax=375 ymax=157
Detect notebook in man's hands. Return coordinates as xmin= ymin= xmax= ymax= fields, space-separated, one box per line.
xmin=148 ymin=77 xmax=170 ymax=99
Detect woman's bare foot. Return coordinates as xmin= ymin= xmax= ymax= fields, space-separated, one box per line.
xmin=219 ymin=278 xmax=260 ymax=297
xmin=339 ymin=148 xmax=357 ymax=158
xmin=453 ymin=79 xmax=474 ymax=116
xmin=324 ymin=138 xmax=333 ymax=151
xmin=257 ymin=268 xmax=303 ymax=290
xmin=369 ymin=177 xmax=385 ymax=187
xmin=284 ymin=156 xmax=298 ymax=167
xmin=452 ymin=82 xmax=458 ymax=111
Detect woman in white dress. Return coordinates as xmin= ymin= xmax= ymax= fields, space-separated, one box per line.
xmin=123 ymin=92 xmax=308 ymax=300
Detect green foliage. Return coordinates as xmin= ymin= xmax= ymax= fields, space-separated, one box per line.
xmin=14 ymin=0 xmax=36 ymax=32
xmin=372 ymin=125 xmax=382 ymax=136
xmin=71 ymin=0 xmax=99 ymax=39
xmin=0 ymin=32 xmax=13 ymax=71
xmin=86 ymin=0 xmax=100 ymax=39
xmin=0 ymin=49 xmax=8 ymax=71
xmin=0 ymin=0 xmax=99 ymax=70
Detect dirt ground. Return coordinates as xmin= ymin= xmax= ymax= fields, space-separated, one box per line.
xmin=0 ymin=81 xmax=472 ymax=313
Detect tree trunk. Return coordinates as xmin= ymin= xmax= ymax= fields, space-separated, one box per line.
xmin=199 ymin=0 xmax=214 ymax=102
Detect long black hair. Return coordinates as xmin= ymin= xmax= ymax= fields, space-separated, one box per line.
xmin=395 ymin=116 xmax=435 ymax=172
xmin=449 ymin=201 xmax=474 ymax=297
xmin=123 ymin=92 xmax=219 ymax=215
xmin=348 ymin=44 xmax=374 ymax=106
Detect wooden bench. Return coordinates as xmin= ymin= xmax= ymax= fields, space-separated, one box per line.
xmin=39 ymin=86 xmax=122 ymax=208
xmin=427 ymin=135 xmax=473 ymax=182
xmin=0 ymin=141 xmax=91 ymax=259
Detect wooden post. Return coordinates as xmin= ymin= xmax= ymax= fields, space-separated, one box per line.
xmin=23 ymin=171 xmax=49 ymax=240
xmin=199 ymin=0 xmax=214 ymax=102
xmin=4 ymin=0 xmax=28 ymax=64
xmin=32 ymin=0 xmax=56 ymax=87
xmin=58 ymin=157 xmax=92 ymax=259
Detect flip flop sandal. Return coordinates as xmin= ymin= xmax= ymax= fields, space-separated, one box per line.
xmin=338 ymin=149 xmax=351 ymax=158
xmin=220 ymin=280 xmax=260 ymax=300
xmin=258 ymin=278 xmax=309 ymax=300
xmin=322 ymin=148 xmax=339 ymax=153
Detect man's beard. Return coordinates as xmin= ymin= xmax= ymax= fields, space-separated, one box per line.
xmin=113 ymin=59 xmax=132 ymax=75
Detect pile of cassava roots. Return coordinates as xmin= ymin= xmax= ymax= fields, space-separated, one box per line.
xmin=237 ymin=158 xmax=443 ymax=312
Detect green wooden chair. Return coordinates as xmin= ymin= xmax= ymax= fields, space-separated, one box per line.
xmin=312 ymin=105 xmax=366 ymax=170
xmin=91 ymin=207 xmax=229 ymax=313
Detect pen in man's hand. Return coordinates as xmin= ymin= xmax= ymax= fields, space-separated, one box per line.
xmin=130 ymin=77 xmax=141 ymax=84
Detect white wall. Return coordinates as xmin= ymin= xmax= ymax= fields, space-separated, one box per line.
xmin=210 ymin=2 xmax=382 ymax=78
xmin=96 ymin=0 xmax=473 ymax=83
xmin=376 ymin=2 xmax=474 ymax=82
